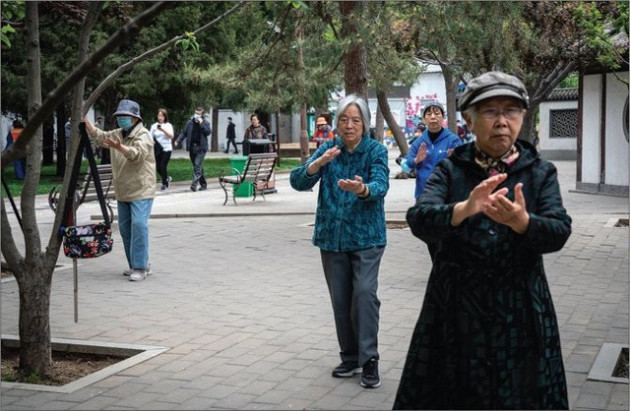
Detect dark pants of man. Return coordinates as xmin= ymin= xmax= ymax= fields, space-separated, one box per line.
xmin=225 ymin=138 xmax=238 ymax=154
xmin=189 ymin=145 xmax=207 ymax=189
xmin=320 ymin=246 xmax=384 ymax=367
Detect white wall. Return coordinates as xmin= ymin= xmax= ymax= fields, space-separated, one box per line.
xmin=581 ymin=75 xmax=603 ymax=185
xmin=604 ymin=72 xmax=629 ymax=186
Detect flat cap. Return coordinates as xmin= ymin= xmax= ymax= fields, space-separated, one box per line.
xmin=458 ymin=71 xmax=529 ymax=111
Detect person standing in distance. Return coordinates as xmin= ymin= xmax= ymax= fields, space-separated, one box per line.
xmin=290 ymin=94 xmax=390 ymax=389
xmin=84 ymin=99 xmax=156 ymax=282
xmin=149 ymin=108 xmax=175 ymax=191
xmin=174 ymin=107 xmax=211 ymax=191
xmin=243 ymin=114 xmax=267 ymax=140
xmin=224 ymin=116 xmax=238 ymax=154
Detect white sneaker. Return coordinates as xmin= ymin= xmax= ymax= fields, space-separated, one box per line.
xmin=123 ymin=263 xmax=152 ymax=276
xmin=129 ymin=270 xmax=147 ymax=282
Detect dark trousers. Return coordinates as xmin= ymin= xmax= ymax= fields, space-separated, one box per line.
xmin=189 ymin=146 xmax=207 ymax=188
xmin=225 ymin=138 xmax=238 ymax=153
xmin=320 ymin=246 xmax=384 ymax=367
xmin=156 ymin=150 xmax=172 ymax=186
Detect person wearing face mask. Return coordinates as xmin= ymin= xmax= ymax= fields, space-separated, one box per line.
xmin=174 ymin=107 xmax=212 ymax=191
xmin=404 ymin=101 xmax=462 ymax=200
xmin=84 ymin=99 xmax=156 ymax=282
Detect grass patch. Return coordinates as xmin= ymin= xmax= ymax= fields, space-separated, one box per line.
xmin=2 ymin=156 xmax=303 ymax=197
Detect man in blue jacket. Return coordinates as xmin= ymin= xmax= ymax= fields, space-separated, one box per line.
xmin=404 ymin=101 xmax=462 ymax=199
xmin=175 ymin=107 xmax=212 ymax=191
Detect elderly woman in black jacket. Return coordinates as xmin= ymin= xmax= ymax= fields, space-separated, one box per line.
xmin=394 ymin=71 xmax=571 ymax=410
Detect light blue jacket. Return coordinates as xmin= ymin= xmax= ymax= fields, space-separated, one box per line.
xmin=290 ymin=135 xmax=389 ymax=252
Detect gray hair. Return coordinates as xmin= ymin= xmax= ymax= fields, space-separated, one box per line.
xmin=463 ymin=105 xmax=478 ymax=122
xmin=335 ymin=94 xmax=370 ymax=133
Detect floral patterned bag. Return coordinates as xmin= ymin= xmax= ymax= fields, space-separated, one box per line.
xmin=62 ymin=222 xmax=113 ymax=258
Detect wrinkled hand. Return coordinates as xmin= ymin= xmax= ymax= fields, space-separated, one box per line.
xmin=483 ymin=182 xmax=529 ymax=233
xmin=173 ymin=140 xmax=179 ymax=148
xmin=465 ymin=173 xmax=509 ymax=215
xmin=451 ymin=173 xmax=508 ymax=226
xmin=447 ymin=148 xmax=454 ymax=156
xmin=318 ymin=145 xmax=341 ymax=166
xmin=338 ymin=175 xmax=364 ymax=195
xmin=415 ymin=142 xmax=428 ymax=163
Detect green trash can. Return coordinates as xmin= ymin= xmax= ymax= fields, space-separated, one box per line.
xmin=230 ymin=156 xmax=253 ymax=197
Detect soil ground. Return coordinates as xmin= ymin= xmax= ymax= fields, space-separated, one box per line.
xmin=1 ymin=346 xmax=123 ymax=386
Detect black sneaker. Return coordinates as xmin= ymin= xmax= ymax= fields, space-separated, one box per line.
xmin=199 ymin=185 xmax=207 ymax=191
xmin=332 ymin=361 xmax=361 ymax=378
xmin=190 ymin=185 xmax=197 ymax=192
xmin=360 ymin=358 xmax=380 ymax=388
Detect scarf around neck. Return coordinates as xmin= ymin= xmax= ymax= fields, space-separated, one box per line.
xmin=474 ymin=144 xmax=520 ymax=176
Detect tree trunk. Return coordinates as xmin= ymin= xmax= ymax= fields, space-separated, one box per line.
xmin=20 ymin=0 xmax=53 ymax=379
xmin=375 ymin=105 xmax=384 ymax=143
xmin=340 ymin=1 xmax=367 ymax=99
xmin=519 ymin=108 xmax=537 ymax=145
xmin=18 ymin=265 xmax=53 ymax=379
xmin=211 ymin=107 xmax=219 ymax=152
xmin=299 ymin=105 xmax=310 ymax=163
xmin=437 ymin=44 xmax=459 ymax=134
xmin=377 ymin=90 xmax=408 ymax=155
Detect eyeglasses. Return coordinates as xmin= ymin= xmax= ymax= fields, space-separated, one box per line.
xmin=478 ymin=106 xmax=523 ymax=120
xmin=339 ymin=117 xmax=362 ymax=125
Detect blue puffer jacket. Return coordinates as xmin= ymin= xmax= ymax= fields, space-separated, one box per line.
xmin=405 ymin=127 xmax=462 ymax=199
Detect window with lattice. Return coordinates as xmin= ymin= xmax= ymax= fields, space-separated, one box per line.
xmin=549 ymin=109 xmax=577 ymax=139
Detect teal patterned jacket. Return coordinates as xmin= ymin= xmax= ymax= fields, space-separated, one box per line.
xmin=290 ymin=135 xmax=389 ymax=252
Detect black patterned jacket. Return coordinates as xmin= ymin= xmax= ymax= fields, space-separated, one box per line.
xmin=395 ymin=140 xmax=571 ymax=410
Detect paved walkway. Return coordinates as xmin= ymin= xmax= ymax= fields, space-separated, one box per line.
xmin=1 ymin=150 xmax=628 ymax=410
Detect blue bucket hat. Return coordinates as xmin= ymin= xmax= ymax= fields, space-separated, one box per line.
xmin=113 ymin=99 xmax=142 ymax=121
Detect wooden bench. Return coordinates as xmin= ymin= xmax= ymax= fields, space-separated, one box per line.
xmin=48 ymin=164 xmax=115 ymax=221
xmin=218 ymin=152 xmax=278 ymax=205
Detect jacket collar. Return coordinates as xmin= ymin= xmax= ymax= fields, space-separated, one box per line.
xmin=452 ymin=139 xmax=539 ymax=176
xmin=337 ymin=133 xmax=371 ymax=154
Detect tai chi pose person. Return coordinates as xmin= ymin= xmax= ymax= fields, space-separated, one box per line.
xmin=393 ymin=71 xmax=572 ymax=409
xmin=290 ymin=94 xmax=389 ymax=389
xmin=84 ymin=99 xmax=156 ymax=282
xmin=404 ymin=101 xmax=461 ymax=200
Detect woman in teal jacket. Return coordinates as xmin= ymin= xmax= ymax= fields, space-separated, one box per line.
xmin=290 ymin=94 xmax=389 ymax=390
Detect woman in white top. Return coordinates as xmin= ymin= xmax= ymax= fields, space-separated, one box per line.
xmin=149 ymin=108 xmax=175 ymax=191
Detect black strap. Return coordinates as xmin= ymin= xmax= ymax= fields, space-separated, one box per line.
xmin=61 ymin=123 xmax=111 ymax=228
xmin=1 ymin=174 xmax=23 ymax=230
xmin=80 ymin=123 xmax=110 ymax=226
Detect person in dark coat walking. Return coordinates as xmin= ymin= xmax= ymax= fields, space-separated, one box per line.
xmin=224 ymin=116 xmax=238 ymax=154
xmin=174 ymin=107 xmax=211 ymax=191
xmin=394 ymin=71 xmax=572 ymax=410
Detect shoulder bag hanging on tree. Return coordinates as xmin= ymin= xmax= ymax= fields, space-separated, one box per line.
xmin=59 ymin=123 xmax=113 ymax=258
